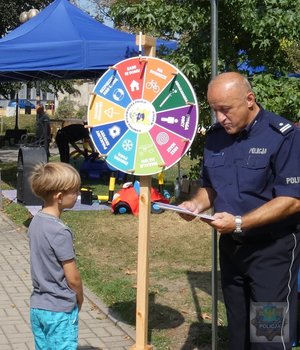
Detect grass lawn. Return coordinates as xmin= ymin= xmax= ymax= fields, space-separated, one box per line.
xmin=0 ymin=153 xmax=229 ymax=349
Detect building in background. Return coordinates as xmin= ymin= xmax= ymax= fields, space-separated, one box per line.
xmin=0 ymin=80 xmax=96 ymax=117
xmin=56 ymin=80 xmax=95 ymax=112
xmin=0 ymin=83 xmax=55 ymax=117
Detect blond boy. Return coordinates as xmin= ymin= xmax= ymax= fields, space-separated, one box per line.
xmin=28 ymin=162 xmax=83 ymax=350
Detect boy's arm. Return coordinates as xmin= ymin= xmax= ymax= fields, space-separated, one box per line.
xmin=62 ymin=259 xmax=84 ymax=311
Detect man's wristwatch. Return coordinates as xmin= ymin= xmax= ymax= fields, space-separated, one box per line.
xmin=234 ymin=216 xmax=243 ymax=233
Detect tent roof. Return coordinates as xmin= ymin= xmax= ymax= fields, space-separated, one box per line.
xmin=0 ymin=0 xmax=176 ymax=82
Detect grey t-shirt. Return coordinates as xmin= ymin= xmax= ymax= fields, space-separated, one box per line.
xmin=28 ymin=211 xmax=77 ymax=312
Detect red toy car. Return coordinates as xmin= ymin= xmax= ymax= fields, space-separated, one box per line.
xmin=111 ymin=181 xmax=170 ymax=215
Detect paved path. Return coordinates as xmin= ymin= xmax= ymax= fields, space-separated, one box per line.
xmin=0 ymin=147 xmax=20 ymax=163
xmin=0 ymin=145 xmax=59 ymax=163
xmin=0 ymin=211 xmax=135 ymax=350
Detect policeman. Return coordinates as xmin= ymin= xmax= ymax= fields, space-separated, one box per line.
xmin=180 ymin=72 xmax=300 ymax=350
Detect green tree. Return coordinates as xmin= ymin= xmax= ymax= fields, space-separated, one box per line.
xmin=73 ymin=0 xmax=113 ymax=22
xmin=281 ymin=40 xmax=300 ymax=73
xmin=0 ymin=82 xmax=22 ymax=100
xmin=0 ymin=0 xmax=52 ymax=36
xmin=109 ymin=0 xmax=300 ymax=175
xmin=252 ymin=74 xmax=300 ymax=120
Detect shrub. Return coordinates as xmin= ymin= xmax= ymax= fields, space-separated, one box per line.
xmin=54 ymin=97 xmax=76 ymax=119
xmin=75 ymin=105 xmax=88 ymax=119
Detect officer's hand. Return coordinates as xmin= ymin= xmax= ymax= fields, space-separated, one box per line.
xmin=202 ymin=212 xmax=235 ymax=234
xmin=178 ymin=200 xmax=200 ymax=221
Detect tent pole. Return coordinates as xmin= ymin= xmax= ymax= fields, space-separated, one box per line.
xmin=14 ymin=93 xmax=19 ymax=130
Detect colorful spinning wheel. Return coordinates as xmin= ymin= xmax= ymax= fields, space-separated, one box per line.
xmin=88 ymin=56 xmax=199 ymax=176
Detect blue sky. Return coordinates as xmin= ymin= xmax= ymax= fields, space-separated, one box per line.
xmin=74 ymin=0 xmax=113 ymax=27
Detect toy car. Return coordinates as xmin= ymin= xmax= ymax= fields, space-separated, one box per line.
xmin=111 ymin=181 xmax=170 ymax=215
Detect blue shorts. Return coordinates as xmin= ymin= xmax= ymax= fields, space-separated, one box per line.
xmin=30 ymin=306 xmax=78 ymax=350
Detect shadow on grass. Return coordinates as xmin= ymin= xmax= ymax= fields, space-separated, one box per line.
xmin=109 ymin=292 xmax=185 ymax=327
xmin=187 ymin=270 xmax=225 ymax=308
xmin=182 ymin=270 xmax=228 ymax=350
xmin=181 ymin=322 xmax=228 ymax=350
xmin=109 ymin=292 xmax=185 ymax=341
xmin=0 ymin=162 xmax=17 ymax=188
xmin=109 ymin=283 xmax=228 ymax=349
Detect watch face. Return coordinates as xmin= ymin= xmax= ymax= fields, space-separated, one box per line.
xmin=235 ymin=216 xmax=242 ymax=233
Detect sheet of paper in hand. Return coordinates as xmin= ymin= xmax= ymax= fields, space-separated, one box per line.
xmin=155 ymin=202 xmax=215 ymax=220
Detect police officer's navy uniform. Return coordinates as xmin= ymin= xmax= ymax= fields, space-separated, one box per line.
xmin=202 ymin=107 xmax=300 ymax=350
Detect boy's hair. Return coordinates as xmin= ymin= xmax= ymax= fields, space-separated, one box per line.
xmin=29 ymin=162 xmax=81 ymax=200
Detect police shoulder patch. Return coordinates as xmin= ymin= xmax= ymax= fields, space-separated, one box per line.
xmin=269 ymin=119 xmax=293 ymax=135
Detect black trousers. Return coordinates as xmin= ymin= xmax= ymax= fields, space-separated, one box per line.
xmin=55 ymin=130 xmax=70 ymax=163
xmin=219 ymin=231 xmax=300 ymax=350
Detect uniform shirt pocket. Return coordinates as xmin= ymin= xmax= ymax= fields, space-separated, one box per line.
xmin=205 ymin=154 xmax=225 ymax=167
xmin=238 ymin=156 xmax=271 ymax=193
xmin=203 ymin=154 xmax=226 ymax=188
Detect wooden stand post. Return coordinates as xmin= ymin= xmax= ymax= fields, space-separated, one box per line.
xmin=135 ymin=34 xmax=156 ymax=57
xmin=130 ymin=176 xmax=153 ymax=350
xmin=130 ymin=34 xmax=156 ymax=350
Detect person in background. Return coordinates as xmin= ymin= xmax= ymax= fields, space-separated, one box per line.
xmin=179 ymin=72 xmax=300 ymax=350
xmin=35 ymin=103 xmax=51 ymax=157
xmin=28 ymin=162 xmax=83 ymax=350
xmin=55 ymin=122 xmax=96 ymax=163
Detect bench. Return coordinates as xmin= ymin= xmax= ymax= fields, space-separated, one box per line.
xmin=0 ymin=129 xmax=27 ymax=147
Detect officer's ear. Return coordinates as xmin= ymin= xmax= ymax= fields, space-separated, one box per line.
xmin=246 ymin=91 xmax=256 ymax=109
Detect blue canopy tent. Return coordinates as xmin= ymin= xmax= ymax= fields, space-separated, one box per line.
xmin=0 ymin=0 xmax=176 ymax=82
xmin=8 ymin=100 xmax=35 ymax=109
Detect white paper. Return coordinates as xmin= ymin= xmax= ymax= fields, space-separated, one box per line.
xmin=155 ymin=202 xmax=215 ymax=220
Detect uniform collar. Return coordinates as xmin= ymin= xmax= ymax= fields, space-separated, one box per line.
xmin=238 ymin=106 xmax=264 ymax=138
